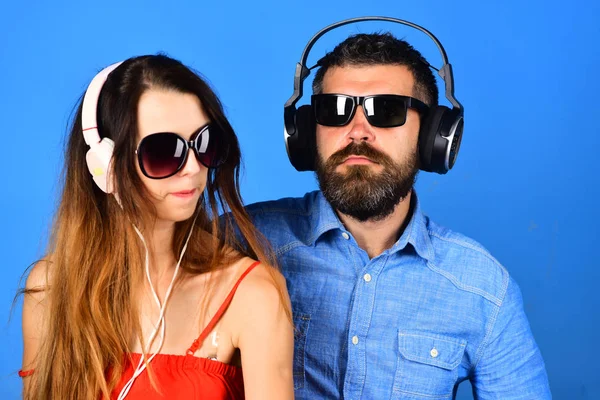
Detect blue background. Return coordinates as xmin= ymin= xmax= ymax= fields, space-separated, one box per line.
xmin=1 ymin=0 xmax=598 ymax=398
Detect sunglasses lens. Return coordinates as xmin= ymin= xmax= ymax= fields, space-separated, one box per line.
xmin=138 ymin=133 xmax=187 ymax=178
xmin=364 ymin=96 xmax=408 ymax=127
xmin=194 ymin=124 xmax=227 ymax=168
xmin=313 ymin=95 xmax=354 ymax=126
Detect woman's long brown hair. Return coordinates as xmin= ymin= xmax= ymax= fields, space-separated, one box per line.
xmin=23 ymin=55 xmax=280 ymax=399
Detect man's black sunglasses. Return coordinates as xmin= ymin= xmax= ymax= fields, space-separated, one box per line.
xmin=312 ymin=94 xmax=429 ymax=128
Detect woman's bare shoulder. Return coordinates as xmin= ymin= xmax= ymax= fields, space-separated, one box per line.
xmin=24 ymin=256 xmax=53 ymax=299
xmin=227 ymin=258 xmax=293 ymax=381
xmin=235 ymin=257 xmax=287 ymax=296
xmin=229 ymin=257 xmax=290 ymax=326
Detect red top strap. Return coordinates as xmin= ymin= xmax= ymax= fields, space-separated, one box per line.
xmin=18 ymin=369 xmax=34 ymax=377
xmin=186 ymin=261 xmax=261 ymax=355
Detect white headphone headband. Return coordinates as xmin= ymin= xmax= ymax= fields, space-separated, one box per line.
xmin=81 ymin=61 xmax=123 ymax=147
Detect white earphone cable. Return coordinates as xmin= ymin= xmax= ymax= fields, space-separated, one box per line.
xmin=117 ymin=213 xmax=198 ymax=400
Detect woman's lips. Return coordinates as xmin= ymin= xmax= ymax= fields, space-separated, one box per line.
xmin=171 ymin=189 xmax=197 ymax=198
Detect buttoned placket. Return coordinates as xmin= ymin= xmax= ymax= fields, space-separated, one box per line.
xmin=340 ymin=230 xmax=389 ymax=400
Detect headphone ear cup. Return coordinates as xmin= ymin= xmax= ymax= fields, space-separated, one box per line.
xmin=85 ymin=138 xmax=115 ymax=193
xmin=419 ymin=106 xmax=464 ymax=174
xmin=286 ymin=105 xmax=317 ymax=171
xmin=441 ymin=108 xmax=464 ymax=172
xmin=419 ymin=106 xmax=447 ymax=173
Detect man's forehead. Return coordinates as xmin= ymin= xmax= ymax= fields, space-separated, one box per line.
xmin=321 ymin=64 xmax=415 ymax=95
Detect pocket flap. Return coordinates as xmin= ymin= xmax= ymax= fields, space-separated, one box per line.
xmin=398 ymin=331 xmax=466 ymax=370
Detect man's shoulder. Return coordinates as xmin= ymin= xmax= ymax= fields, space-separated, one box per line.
xmin=245 ymin=191 xmax=322 ymax=248
xmin=424 ymin=217 xmax=510 ymax=306
xmin=245 ymin=191 xmax=317 ymax=219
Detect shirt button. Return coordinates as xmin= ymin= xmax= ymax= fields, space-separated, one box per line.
xmin=363 ymin=273 xmax=372 ymax=282
xmin=342 ymin=232 xmax=350 ymax=240
xmin=430 ymin=348 xmax=439 ymax=358
xmin=352 ymin=336 xmax=359 ymax=345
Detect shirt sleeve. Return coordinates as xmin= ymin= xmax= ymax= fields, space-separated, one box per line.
xmin=471 ymin=276 xmax=552 ymax=399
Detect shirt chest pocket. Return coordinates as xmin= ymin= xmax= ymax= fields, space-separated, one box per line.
xmin=392 ymin=331 xmax=466 ymax=399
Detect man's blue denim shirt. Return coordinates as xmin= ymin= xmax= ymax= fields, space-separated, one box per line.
xmin=246 ymin=190 xmax=551 ymax=400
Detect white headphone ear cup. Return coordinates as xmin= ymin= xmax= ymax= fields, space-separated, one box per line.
xmin=85 ymin=138 xmax=115 ymax=193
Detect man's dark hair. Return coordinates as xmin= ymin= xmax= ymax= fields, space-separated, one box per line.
xmin=312 ymin=32 xmax=439 ymax=107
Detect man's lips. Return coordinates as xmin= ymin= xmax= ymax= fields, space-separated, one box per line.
xmin=341 ymin=156 xmax=377 ymax=165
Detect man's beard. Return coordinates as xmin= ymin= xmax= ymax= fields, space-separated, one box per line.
xmin=315 ymin=141 xmax=418 ymax=222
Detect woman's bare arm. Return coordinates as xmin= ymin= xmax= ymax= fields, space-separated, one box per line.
xmin=233 ymin=263 xmax=294 ymax=400
xmin=21 ymin=260 xmax=50 ymax=392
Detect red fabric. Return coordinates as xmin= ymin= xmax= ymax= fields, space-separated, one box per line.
xmin=18 ymin=369 xmax=34 ymax=377
xmin=110 ymin=353 xmax=244 ymax=399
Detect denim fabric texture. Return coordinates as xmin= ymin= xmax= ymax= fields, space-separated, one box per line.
xmin=246 ymin=190 xmax=551 ymax=400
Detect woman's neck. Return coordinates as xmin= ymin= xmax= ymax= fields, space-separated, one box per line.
xmin=143 ymin=219 xmax=177 ymax=279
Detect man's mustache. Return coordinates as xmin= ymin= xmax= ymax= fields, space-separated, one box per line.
xmin=327 ymin=142 xmax=391 ymax=167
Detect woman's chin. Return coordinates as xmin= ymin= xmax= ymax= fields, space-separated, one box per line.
xmin=156 ymin=204 xmax=199 ymax=224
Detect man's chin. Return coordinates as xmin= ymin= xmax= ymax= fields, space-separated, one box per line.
xmin=334 ymin=167 xmax=384 ymax=183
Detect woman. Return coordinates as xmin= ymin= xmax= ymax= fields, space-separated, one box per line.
xmin=20 ymin=55 xmax=294 ymax=399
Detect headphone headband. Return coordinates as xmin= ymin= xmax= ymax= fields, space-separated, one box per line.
xmin=81 ymin=61 xmax=123 ymax=146
xmin=284 ymin=16 xmax=463 ymax=137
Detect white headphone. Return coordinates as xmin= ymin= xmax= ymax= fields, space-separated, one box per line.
xmin=81 ymin=61 xmax=122 ymax=193
xmin=81 ymin=61 xmax=197 ymax=398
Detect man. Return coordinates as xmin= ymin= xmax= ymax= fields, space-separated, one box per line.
xmin=246 ymin=31 xmax=551 ymax=399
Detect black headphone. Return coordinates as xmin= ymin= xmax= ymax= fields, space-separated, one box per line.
xmin=283 ymin=16 xmax=464 ymax=174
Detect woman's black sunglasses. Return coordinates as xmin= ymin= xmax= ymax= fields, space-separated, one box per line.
xmin=136 ymin=123 xmax=227 ymax=179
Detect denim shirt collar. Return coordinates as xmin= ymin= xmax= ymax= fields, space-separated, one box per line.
xmin=308 ymin=191 xmax=434 ymax=262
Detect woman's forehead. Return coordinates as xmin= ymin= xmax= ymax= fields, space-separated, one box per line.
xmin=137 ymin=89 xmax=209 ymax=139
